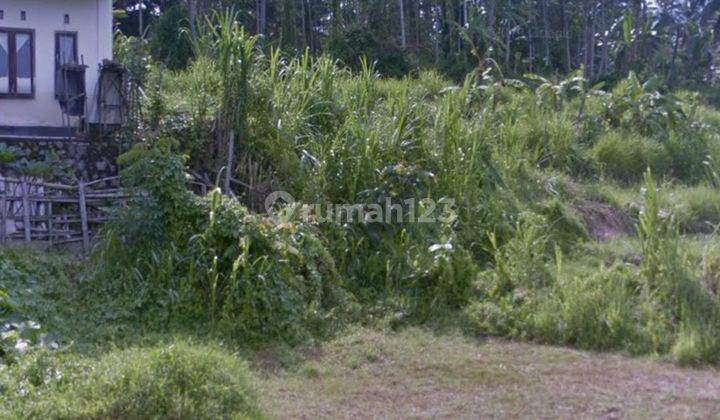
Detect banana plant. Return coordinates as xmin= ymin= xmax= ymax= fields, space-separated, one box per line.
xmin=600 ymin=72 xmax=686 ymax=135
xmin=524 ymin=70 xmax=602 ymax=114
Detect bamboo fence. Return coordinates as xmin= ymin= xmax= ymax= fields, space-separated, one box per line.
xmin=0 ymin=176 xmax=125 ymax=253
xmin=0 ymin=174 xmax=253 ymax=253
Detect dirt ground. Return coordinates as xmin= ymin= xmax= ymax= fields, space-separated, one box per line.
xmin=257 ymin=327 xmax=720 ymax=419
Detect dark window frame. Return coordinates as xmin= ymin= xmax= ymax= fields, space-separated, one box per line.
xmin=54 ymin=31 xmax=78 ymax=99
xmin=0 ymin=27 xmax=35 ymax=99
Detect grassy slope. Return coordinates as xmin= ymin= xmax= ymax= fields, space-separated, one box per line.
xmin=258 ymin=327 xmax=720 ymax=418
xmin=5 ymin=59 xmax=720 ymax=413
xmin=1 ymin=247 xmax=720 ymax=417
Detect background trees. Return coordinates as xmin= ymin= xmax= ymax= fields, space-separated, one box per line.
xmin=114 ymin=1 xmax=720 ymax=86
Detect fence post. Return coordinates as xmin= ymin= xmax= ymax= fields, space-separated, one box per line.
xmin=21 ymin=180 xmax=31 ymax=244
xmin=78 ymin=180 xmax=90 ymax=253
xmin=0 ymin=193 xmax=6 ymax=245
xmin=48 ymin=201 xmax=54 ymax=247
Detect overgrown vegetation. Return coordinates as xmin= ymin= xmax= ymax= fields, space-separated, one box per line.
xmin=4 ymin=5 xmax=720 ymax=416
xmin=96 ymin=11 xmax=720 ymax=366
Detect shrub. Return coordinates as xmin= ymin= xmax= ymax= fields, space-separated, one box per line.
xmin=539 ymin=114 xmax=588 ymax=175
xmin=662 ymin=131 xmax=710 ymax=182
xmin=5 ymin=341 xmax=262 ymax=419
xmin=637 ymin=170 xmax=720 ymax=364
xmin=668 ymin=186 xmax=720 ymax=232
xmin=88 ymin=50 xmax=720 ymax=366
xmin=590 ymin=130 xmax=670 ymax=183
xmin=534 ymin=199 xmax=587 ymax=253
xmin=95 ymin=148 xmax=343 ymax=342
xmin=187 ymin=190 xmax=343 ymax=340
xmin=672 ymin=315 xmax=720 ymax=366
xmin=532 ymin=265 xmax=656 ymax=353
xmin=325 ymin=220 xmax=478 ymax=320
xmin=0 ymin=249 xmax=73 ymax=364
xmin=461 ymin=171 xmax=720 ymax=365
xmin=462 ymin=295 xmax=532 ymax=338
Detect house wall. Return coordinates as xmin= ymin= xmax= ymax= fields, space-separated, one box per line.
xmin=0 ymin=0 xmax=113 ymax=128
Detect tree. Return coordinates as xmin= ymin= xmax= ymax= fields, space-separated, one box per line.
xmin=150 ymin=4 xmax=193 ymax=69
xmin=115 ymin=0 xmax=720 ymax=85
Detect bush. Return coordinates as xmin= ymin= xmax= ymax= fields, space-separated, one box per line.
xmin=187 ymin=191 xmax=343 ymax=340
xmin=89 ymin=49 xmax=720 ymax=366
xmin=461 ymin=171 xmax=720 ymax=364
xmin=672 ymin=315 xmax=720 ymax=366
xmin=4 ymin=341 xmax=262 ymax=419
xmin=590 ymin=130 xmax=670 ymax=183
xmin=668 ymin=186 xmax=720 ymax=232
xmin=532 ymin=265 xmax=657 ymax=353
xmin=534 ymin=199 xmax=587 ymax=253
xmin=95 ymin=148 xmax=344 ymax=342
xmin=0 ymin=249 xmax=73 ymax=364
xmin=662 ymin=131 xmax=709 ymax=182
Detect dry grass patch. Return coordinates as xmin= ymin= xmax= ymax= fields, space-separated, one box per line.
xmin=258 ymin=327 xmax=720 ymax=418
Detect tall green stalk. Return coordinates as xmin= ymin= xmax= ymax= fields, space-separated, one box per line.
xmin=193 ymin=9 xmax=258 ymax=193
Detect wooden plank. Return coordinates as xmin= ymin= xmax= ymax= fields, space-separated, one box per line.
xmin=83 ymin=194 xmax=133 ymax=199
xmin=85 ymin=188 xmax=123 ymax=194
xmin=21 ymin=180 xmax=31 ymax=244
xmin=28 ymin=216 xmax=111 ymax=223
xmin=78 ymin=180 xmax=90 ymax=253
xmin=22 ymin=197 xmax=112 ymax=204
xmin=0 ymin=193 xmax=6 ymax=245
xmin=27 ymin=228 xmax=82 ymax=235
xmin=0 ymin=176 xmax=76 ymax=191
xmin=48 ymin=201 xmax=53 ymax=246
xmin=51 ymin=237 xmax=85 ymax=246
xmin=84 ymin=176 xmax=120 ymax=187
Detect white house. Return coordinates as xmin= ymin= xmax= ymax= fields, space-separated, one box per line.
xmin=0 ymin=0 xmax=114 ymax=137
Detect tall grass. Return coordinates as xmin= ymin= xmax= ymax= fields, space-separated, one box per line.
xmin=95 ymin=37 xmax=720 ymax=363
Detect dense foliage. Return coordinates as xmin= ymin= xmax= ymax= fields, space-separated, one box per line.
xmin=116 ymin=0 xmax=720 ymax=89
xmin=89 ymin=146 xmax=346 ymax=342
xmin=92 ymin=10 xmax=720 ymax=366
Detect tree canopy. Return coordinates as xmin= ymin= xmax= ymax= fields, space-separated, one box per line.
xmin=117 ymin=1 xmax=720 ymax=84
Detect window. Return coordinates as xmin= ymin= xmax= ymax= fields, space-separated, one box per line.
xmin=0 ymin=33 xmax=7 ymax=94
xmin=56 ymin=33 xmax=77 ymax=66
xmin=20 ymin=11 xmax=26 ymax=21
xmin=0 ymin=28 xmax=34 ymax=98
xmin=64 ymin=14 xmax=70 ymax=24
xmin=0 ymin=10 xmax=4 ymax=20
xmin=55 ymin=32 xmax=77 ymax=96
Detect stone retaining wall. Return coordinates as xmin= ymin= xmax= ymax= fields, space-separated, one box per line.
xmin=0 ymin=137 xmax=120 ymax=181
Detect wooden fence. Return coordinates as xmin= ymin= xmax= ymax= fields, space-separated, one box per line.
xmin=0 ymin=176 xmax=126 ymax=252
xmin=0 ymin=174 xmax=265 ymax=253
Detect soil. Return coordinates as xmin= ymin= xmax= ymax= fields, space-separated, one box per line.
xmin=574 ymin=201 xmax=636 ymax=241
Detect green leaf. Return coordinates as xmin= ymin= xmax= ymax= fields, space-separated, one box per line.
xmin=622 ymin=11 xmax=633 ymax=46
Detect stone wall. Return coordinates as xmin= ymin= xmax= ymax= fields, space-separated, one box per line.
xmin=0 ymin=136 xmax=120 ymax=181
